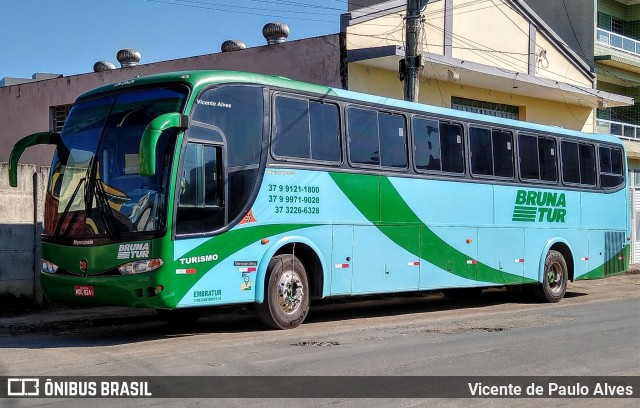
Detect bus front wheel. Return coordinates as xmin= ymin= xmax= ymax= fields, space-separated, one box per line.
xmin=532 ymin=250 xmax=568 ymax=303
xmin=256 ymin=254 xmax=309 ymax=330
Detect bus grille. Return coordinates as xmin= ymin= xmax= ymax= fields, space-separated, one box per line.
xmin=604 ymin=231 xmax=626 ymax=276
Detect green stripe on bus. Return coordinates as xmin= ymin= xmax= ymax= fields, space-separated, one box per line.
xmin=167 ymin=223 xmax=316 ymax=307
xmin=330 ymin=172 xmax=535 ymax=285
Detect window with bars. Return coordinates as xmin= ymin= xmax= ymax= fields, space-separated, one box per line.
xmin=611 ymin=17 xmax=625 ymax=35
xmin=50 ymin=104 xmax=72 ymax=132
xmin=451 ymin=96 xmax=519 ymax=120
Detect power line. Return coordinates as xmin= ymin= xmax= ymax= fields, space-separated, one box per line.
xmin=144 ymin=0 xmax=338 ymax=23
xmin=202 ymin=0 xmax=346 ymax=12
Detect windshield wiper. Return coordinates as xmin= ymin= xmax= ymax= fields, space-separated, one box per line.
xmin=84 ymin=158 xmax=120 ymax=240
xmin=92 ymin=178 xmax=120 ymax=240
xmin=52 ymin=177 xmax=86 ymax=238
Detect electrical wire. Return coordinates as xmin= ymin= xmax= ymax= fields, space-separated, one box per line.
xmin=144 ymin=0 xmax=338 ymax=22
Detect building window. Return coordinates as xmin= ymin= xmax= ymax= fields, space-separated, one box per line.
xmin=451 ymin=97 xmax=519 ymax=120
xmin=632 ymin=169 xmax=640 ymax=188
xmin=611 ymin=17 xmax=624 ymax=35
xmin=50 ymin=104 xmax=72 ymax=132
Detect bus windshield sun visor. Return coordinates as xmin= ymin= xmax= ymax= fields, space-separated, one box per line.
xmin=8 ymin=132 xmax=66 ymax=187
xmin=139 ymin=112 xmax=189 ymax=176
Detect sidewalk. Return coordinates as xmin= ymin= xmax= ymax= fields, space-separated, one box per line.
xmin=0 ymin=305 xmax=156 ymax=332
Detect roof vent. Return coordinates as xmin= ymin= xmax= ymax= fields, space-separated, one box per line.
xmin=116 ymin=48 xmax=141 ymax=68
xmin=93 ymin=61 xmax=116 ymax=72
xmin=221 ymin=39 xmax=247 ymax=52
xmin=262 ymin=22 xmax=289 ymax=45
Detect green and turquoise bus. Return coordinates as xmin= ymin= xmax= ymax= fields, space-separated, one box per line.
xmin=9 ymin=71 xmax=629 ymax=329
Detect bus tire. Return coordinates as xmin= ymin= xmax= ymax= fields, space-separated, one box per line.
xmin=256 ymin=254 xmax=309 ymax=330
xmin=532 ymin=250 xmax=568 ymax=303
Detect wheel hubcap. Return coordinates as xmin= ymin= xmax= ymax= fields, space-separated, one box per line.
xmin=547 ymin=262 xmax=564 ymax=294
xmin=277 ymin=271 xmax=304 ymax=315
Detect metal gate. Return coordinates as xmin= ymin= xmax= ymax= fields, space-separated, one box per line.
xmin=634 ymin=188 xmax=640 ymax=263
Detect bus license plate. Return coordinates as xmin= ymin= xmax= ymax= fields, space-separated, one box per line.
xmin=74 ymin=285 xmax=95 ymax=297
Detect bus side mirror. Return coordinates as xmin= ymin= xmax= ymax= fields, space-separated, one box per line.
xmin=139 ymin=113 xmax=189 ymax=176
xmin=9 ymin=132 xmax=62 ymax=187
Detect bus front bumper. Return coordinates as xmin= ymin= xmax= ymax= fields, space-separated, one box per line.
xmin=40 ymin=271 xmax=177 ymax=309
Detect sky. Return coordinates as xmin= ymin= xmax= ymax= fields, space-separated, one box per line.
xmin=0 ymin=0 xmax=347 ymax=80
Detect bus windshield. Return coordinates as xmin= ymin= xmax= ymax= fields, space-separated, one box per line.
xmin=45 ymin=86 xmax=187 ymax=238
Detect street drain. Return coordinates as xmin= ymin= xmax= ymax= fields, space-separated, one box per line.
xmin=418 ymin=326 xmax=509 ymax=335
xmin=292 ymin=341 xmax=340 ymax=347
xmin=472 ymin=327 xmax=506 ymax=332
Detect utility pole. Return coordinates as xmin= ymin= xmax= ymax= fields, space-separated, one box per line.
xmin=402 ymin=0 xmax=423 ymax=102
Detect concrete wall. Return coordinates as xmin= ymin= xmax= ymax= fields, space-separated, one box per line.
xmin=0 ymin=163 xmax=48 ymax=303
xmin=525 ymin=0 xmax=595 ymax=67
xmin=452 ymin=0 xmax=530 ymax=74
xmin=0 ymin=34 xmax=343 ymax=167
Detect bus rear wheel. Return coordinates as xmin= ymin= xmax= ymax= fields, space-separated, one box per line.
xmin=256 ymin=254 xmax=309 ymax=330
xmin=532 ymin=250 xmax=568 ymax=303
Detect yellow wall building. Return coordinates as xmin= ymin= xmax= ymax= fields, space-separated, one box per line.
xmin=343 ymin=0 xmax=632 ymax=132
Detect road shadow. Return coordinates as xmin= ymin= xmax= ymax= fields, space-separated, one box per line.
xmin=563 ymin=291 xmax=588 ymax=298
xmin=0 ymin=287 xmax=585 ymax=349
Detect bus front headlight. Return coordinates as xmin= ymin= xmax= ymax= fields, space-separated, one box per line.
xmin=118 ymin=259 xmax=163 ymax=275
xmin=42 ymin=260 xmax=59 ymax=274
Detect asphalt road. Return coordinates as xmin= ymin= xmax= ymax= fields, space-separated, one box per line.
xmin=1 ymin=274 xmax=639 ymax=407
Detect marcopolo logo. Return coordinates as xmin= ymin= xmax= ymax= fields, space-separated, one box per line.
xmin=512 ymin=190 xmax=566 ymax=223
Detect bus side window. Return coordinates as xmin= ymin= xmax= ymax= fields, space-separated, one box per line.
xmin=579 ymin=143 xmax=596 ymax=186
xmin=379 ymin=112 xmax=407 ymax=168
xmin=519 ymin=134 xmax=557 ymax=183
xmin=518 ymin=134 xmax=539 ymax=180
xmin=309 ymin=101 xmax=340 ymax=162
xmin=469 ymin=126 xmax=492 ymax=176
xmin=562 ymin=141 xmax=596 ymax=186
xmin=272 ymin=96 xmax=341 ymax=163
xmin=492 ymin=130 xmax=514 ymax=178
xmin=176 ymin=142 xmax=224 ymax=235
xmin=348 ymin=107 xmax=379 ymax=165
xmin=440 ymin=122 xmax=464 ymax=174
xmin=273 ymin=96 xmax=310 ymax=159
xmin=180 ymin=143 xmax=200 ymax=206
xmin=599 ymin=146 xmax=624 ymax=188
xmin=191 ymin=85 xmax=263 ymax=224
xmin=539 ymin=137 xmax=557 ymax=182
xmin=413 ymin=117 xmax=440 ymax=171
xmin=561 ymin=141 xmax=580 ymax=184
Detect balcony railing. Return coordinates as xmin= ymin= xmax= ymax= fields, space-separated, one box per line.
xmin=596 ymin=118 xmax=640 ymax=140
xmin=597 ymin=28 xmax=640 ymax=57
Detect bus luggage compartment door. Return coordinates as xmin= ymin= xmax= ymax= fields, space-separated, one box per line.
xmin=330 ymin=225 xmax=353 ymax=295
xmin=351 ymin=225 xmax=420 ymax=294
